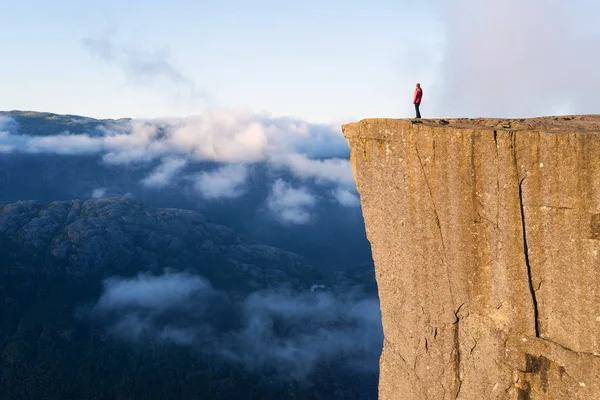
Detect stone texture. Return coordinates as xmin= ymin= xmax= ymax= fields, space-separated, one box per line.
xmin=342 ymin=115 xmax=600 ymax=399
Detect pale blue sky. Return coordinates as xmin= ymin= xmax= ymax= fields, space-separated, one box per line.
xmin=0 ymin=0 xmax=598 ymax=122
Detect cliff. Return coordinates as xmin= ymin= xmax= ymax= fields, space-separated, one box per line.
xmin=342 ymin=115 xmax=600 ymax=399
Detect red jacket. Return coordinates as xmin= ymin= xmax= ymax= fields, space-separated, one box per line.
xmin=413 ymin=88 xmax=423 ymax=104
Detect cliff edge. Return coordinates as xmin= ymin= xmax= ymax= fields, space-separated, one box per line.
xmin=342 ymin=115 xmax=600 ymax=399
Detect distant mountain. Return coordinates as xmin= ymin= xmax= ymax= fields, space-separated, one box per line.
xmin=0 ymin=197 xmax=323 ymax=291
xmin=0 ymin=198 xmax=381 ymax=399
xmin=0 ymin=111 xmax=381 ymax=399
xmin=0 ymin=110 xmax=129 ymax=136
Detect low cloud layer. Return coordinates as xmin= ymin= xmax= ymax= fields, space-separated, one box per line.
xmin=333 ymin=188 xmax=360 ymax=208
xmin=193 ymin=164 xmax=249 ymax=200
xmin=270 ymin=153 xmax=355 ymax=187
xmin=89 ymin=271 xmax=382 ymax=381
xmin=0 ymin=110 xmax=356 ymax=217
xmin=267 ymin=179 xmax=317 ymax=224
xmin=141 ymin=157 xmax=188 ymax=188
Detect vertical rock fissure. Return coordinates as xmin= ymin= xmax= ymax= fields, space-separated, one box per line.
xmin=452 ymin=304 xmax=464 ymax=399
xmin=512 ymin=132 xmax=540 ymax=338
xmin=414 ymin=142 xmax=455 ymax=306
xmin=452 ymin=322 xmax=462 ymax=398
xmin=518 ymin=176 xmax=540 ymax=338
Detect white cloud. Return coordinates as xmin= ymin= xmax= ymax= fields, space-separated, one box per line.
xmin=27 ymin=134 xmax=104 ymax=155
xmin=141 ymin=157 xmax=188 ymax=188
xmin=169 ymin=110 xmax=269 ymax=163
xmin=101 ymin=120 xmax=169 ymax=165
xmin=94 ymin=271 xmax=213 ymax=314
xmin=0 ymin=109 xmax=357 ymax=206
xmin=102 ymin=147 xmax=161 ymax=165
xmin=0 ymin=109 xmax=348 ymax=166
xmin=270 ymin=153 xmax=355 ymax=186
xmin=193 ymin=164 xmax=248 ymax=200
xmin=91 ymin=271 xmax=218 ymax=345
xmin=267 ymin=179 xmax=316 ymax=224
xmin=90 ymin=271 xmax=383 ymax=381
xmin=333 ymin=188 xmax=361 ymax=207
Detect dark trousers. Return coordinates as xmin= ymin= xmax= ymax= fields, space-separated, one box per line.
xmin=414 ymin=103 xmax=421 ymax=119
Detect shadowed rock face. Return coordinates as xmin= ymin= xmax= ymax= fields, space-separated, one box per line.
xmin=342 ymin=115 xmax=600 ymax=399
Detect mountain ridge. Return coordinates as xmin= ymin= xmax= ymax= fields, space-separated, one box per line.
xmin=0 ymin=197 xmax=327 ymax=291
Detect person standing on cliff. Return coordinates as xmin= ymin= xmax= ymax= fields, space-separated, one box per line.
xmin=413 ymin=83 xmax=423 ymax=119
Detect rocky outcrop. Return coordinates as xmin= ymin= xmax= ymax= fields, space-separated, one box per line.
xmin=342 ymin=116 xmax=600 ymax=399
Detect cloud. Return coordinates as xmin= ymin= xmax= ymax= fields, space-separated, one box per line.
xmin=91 ymin=272 xmax=228 ymax=345
xmin=169 ymin=110 xmax=269 ymax=163
xmin=0 ymin=119 xmax=159 ymax=160
xmin=193 ymin=164 xmax=248 ymax=200
xmin=90 ymin=188 xmax=135 ymax=200
xmin=141 ymin=157 xmax=188 ymax=188
xmin=94 ymin=272 xmax=214 ymax=313
xmin=91 ymin=188 xmax=108 ymax=199
xmin=0 ymin=109 xmax=347 ymax=166
xmin=333 ymin=188 xmax=361 ymax=207
xmin=0 ymin=116 xmax=17 ymax=133
xmin=270 ymin=153 xmax=355 ymax=186
xmin=0 ymin=124 xmax=16 ymax=153
xmin=267 ymin=179 xmax=316 ymax=224
xmin=225 ymin=289 xmax=381 ymax=379
xmin=89 ymin=271 xmax=382 ymax=381
xmin=82 ymin=37 xmax=205 ymax=100
xmin=0 ymin=109 xmax=357 ymax=206
xmin=434 ymin=0 xmax=600 ymax=118
xmin=27 ymin=134 xmax=104 ymax=155
xmin=260 ymin=118 xmax=349 ymax=159
xmin=99 ymin=120 xmax=172 ymax=165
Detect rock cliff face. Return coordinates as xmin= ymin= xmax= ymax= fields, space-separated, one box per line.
xmin=342 ymin=116 xmax=600 ymax=399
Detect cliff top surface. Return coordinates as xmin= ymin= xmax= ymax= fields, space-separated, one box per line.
xmin=342 ymin=114 xmax=600 ymax=138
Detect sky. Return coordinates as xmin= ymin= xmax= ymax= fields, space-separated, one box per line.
xmin=0 ymin=0 xmax=599 ymax=122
